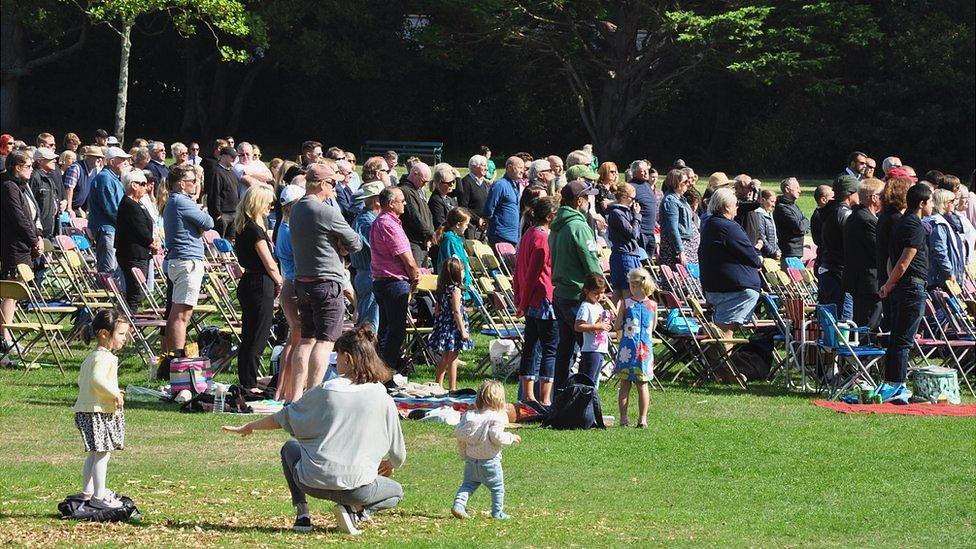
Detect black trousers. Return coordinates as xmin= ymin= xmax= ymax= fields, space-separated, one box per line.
xmin=237 ymin=272 xmax=275 ymax=389
xmin=118 ymin=257 xmax=149 ymax=312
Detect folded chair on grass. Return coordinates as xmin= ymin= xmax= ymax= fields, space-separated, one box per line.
xmin=815 ymin=304 xmax=884 ymax=400
xmin=0 ymin=279 xmax=70 ymax=374
xmin=95 ymin=274 xmax=165 ymax=372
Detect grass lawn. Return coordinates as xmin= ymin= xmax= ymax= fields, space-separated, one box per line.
xmin=2 ymin=339 xmax=974 ymax=547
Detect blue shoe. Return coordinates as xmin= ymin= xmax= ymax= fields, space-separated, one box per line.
xmin=451 ymin=505 xmax=470 ymax=520
xmin=491 ymin=512 xmax=511 ymax=520
xmin=875 ymin=383 xmax=912 ymax=404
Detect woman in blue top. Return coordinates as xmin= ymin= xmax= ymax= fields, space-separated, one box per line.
xmin=274 ymin=184 xmax=305 ymax=401
xmin=923 ymin=188 xmax=966 ymax=290
xmin=657 ymin=169 xmax=694 ymax=268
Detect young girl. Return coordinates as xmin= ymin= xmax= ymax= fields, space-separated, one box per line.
xmin=73 ymin=309 xmax=129 ymax=508
xmin=575 ymin=273 xmax=613 ymax=387
xmin=431 ymin=257 xmax=473 ymax=391
xmin=613 ymin=268 xmax=658 ymax=428
xmin=433 ymin=207 xmax=474 ymax=291
xmin=452 ymin=380 xmax=521 ymax=520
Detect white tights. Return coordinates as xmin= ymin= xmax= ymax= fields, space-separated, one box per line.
xmin=82 ymin=451 xmax=111 ymax=498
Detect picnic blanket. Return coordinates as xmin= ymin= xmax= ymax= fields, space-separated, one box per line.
xmin=393 ymin=395 xmax=476 ymax=417
xmin=813 ymin=400 xmax=976 ymax=417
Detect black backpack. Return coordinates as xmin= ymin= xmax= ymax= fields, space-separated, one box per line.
xmin=541 ymin=374 xmax=606 ymax=430
xmin=58 ymin=493 xmax=141 ymax=523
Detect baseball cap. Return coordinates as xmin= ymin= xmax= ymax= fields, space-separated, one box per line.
xmin=82 ymin=145 xmax=105 ymax=158
xmin=560 ymin=179 xmax=599 ymax=203
xmin=833 ymin=174 xmax=859 ymax=197
xmin=530 ymin=159 xmax=552 ymax=174
xmin=356 ymin=180 xmax=385 ymax=202
xmin=94 ymin=129 xmax=109 ymax=138
xmin=106 ymin=136 xmax=120 ymax=146
xmin=279 ymin=184 xmax=305 ymax=205
xmin=565 ymin=164 xmax=598 ymax=181
xmin=306 ymin=163 xmax=340 ymax=184
xmin=885 ymin=167 xmax=917 ymax=183
xmin=104 ymin=146 xmax=132 ymax=161
xmin=33 ymin=148 xmax=58 ymax=161
xmin=219 ymin=146 xmax=238 ymax=157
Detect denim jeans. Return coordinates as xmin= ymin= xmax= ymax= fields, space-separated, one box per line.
xmin=280 ymin=440 xmax=403 ymax=512
xmin=453 ymin=456 xmax=505 ymax=518
xmin=94 ymin=229 xmax=118 ymax=274
xmin=553 ymin=296 xmax=582 ymax=391
xmin=353 ymin=270 xmax=379 ymax=330
xmin=818 ymin=270 xmax=852 ymax=321
xmin=884 ymin=281 xmax=926 ymax=383
xmin=518 ymin=316 xmax=557 ymax=382
xmin=373 ymin=279 xmax=411 ymax=369
xmin=578 ymin=351 xmax=603 ymax=388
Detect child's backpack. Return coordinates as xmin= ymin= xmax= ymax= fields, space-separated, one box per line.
xmin=58 ymin=493 xmax=141 ymax=523
xmin=541 ymin=374 xmax=606 ymax=430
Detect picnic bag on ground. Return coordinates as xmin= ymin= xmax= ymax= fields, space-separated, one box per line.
xmin=541 ymin=373 xmax=606 ymax=430
xmin=169 ymin=357 xmax=212 ymax=396
xmin=58 ymin=493 xmax=141 ymax=522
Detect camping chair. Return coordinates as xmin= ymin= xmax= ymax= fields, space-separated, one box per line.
xmin=815 ymin=304 xmax=884 ymax=399
xmin=0 ymin=279 xmax=70 ymax=373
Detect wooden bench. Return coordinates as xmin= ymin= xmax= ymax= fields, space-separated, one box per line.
xmin=361 ymin=140 xmax=444 ymax=164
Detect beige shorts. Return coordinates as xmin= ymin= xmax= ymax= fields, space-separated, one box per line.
xmin=167 ymin=259 xmax=205 ymax=306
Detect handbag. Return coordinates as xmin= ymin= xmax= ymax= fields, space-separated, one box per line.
xmin=665 ymin=308 xmax=700 ymax=335
xmin=169 ymin=357 xmax=212 ymax=396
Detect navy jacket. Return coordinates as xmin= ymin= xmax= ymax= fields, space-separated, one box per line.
xmin=606 ymin=203 xmax=641 ymax=255
xmin=630 ymin=179 xmax=658 ymax=244
xmin=698 ymin=215 xmax=762 ymax=293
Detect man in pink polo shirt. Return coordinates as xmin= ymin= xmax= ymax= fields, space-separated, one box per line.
xmin=369 ymin=186 xmax=419 ymax=371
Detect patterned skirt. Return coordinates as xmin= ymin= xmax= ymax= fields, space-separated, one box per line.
xmin=75 ymin=411 xmax=126 ymax=452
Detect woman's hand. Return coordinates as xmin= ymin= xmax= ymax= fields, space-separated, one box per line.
xmin=378 ymin=460 xmax=395 ymax=477
xmin=222 ymin=424 xmax=254 ymax=437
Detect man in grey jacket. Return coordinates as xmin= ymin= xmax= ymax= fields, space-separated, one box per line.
xmin=773 ymin=177 xmax=810 ymax=263
xmin=289 ymin=163 xmax=363 ymax=401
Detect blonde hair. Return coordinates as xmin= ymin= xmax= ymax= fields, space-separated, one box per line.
xmin=475 ymin=379 xmax=507 ymax=412
xmin=932 ymin=188 xmax=956 ymax=213
xmin=627 ymin=267 xmax=656 ymax=297
xmin=233 ymin=185 xmax=274 ymax=235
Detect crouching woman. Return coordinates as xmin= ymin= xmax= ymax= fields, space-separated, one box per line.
xmin=223 ymin=325 xmax=406 ymax=535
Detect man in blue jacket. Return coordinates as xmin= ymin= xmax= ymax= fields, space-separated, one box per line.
xmin=87 ymin=147 xmax=131 ymax=275
xmin=483 ymin=156 xmax=524 ymax=247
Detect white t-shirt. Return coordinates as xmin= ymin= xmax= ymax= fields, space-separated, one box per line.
xmin=576 ymin=302 xmax=610 ymax=353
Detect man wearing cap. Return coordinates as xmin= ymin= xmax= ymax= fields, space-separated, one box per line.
xmin=63 ymin=145 xmax=103 ymax=214
xmin=351 ymin=180 xmax=385 ymax=330
xmin=817 ymin=174 xmax=860 ymax=320
xmin=88 ymin=146 xmax=132 ymax=275
xmin=550 ymin=179 xmax=603 ymax=390
xmin=453 ymin=154 xmax=490 ymax=240
xmin=628 ymin=159 xmax=658 ymax=258
xmin=397 ymin=162 xmax=435 ymax=267
xmin=483 ymin=156 xmax=524 ymax=247
xmin=773 ymin=177 xmax=809 ymax=263
xmin=94 ymin=129 xmax=109 ymax=149
xmin=208 ymin=146 xmax=241 ymax=238
xmin=29 ymin=147 xmax=65 ymax=239
xmin=146 ymin=141 xmax=169 ymax=184
xmin=288 ymin=163 xmax=363 ymax=401
xmin=842 ymin=151 xmax=867 ymax=180
xmin=528 ymin=158 xmax=555 ymax=191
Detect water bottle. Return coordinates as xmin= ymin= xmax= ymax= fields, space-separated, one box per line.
xmin=212 ymin=385 xmax=226 ymax=413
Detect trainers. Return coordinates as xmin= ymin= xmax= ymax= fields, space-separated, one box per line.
xmin=875 ymin=382 xmax=912 ymax=404
xmin=492 ymin=512 xmax=511 ymax=520
xmin=332 ymin=504 xmax=361 ymax=535
xmin=451 ymin=505 xmax=470 ymax=520
xmin=292 ymin=514 xmax=312 ymax=532
xmin=90 ymin=495 xmax=123 ymax=509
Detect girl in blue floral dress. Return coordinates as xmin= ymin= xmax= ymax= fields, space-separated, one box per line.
xmin=431 ymin=257 xmax=474 ymax=391
xmin=612 ymin=268 xmax=658 ymax=428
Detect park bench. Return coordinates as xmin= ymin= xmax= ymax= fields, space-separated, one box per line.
xmin=361 ymin=140 xmax=444 ymax=164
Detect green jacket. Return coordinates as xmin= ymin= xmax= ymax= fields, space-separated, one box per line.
xmin=549 ymin=206 xmax=602 ymax=300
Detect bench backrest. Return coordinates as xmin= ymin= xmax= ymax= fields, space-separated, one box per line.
xmin=361 ymin=140 xmax=444 ymax=163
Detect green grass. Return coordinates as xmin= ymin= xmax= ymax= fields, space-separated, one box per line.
xmin=2 ymin=340 xmax=974 ymax=547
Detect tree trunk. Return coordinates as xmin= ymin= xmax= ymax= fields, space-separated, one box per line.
xmin=226 ymin=59 xmax=265 ymax=135
xmin=114 ymin=20 xmax=133 ymax=144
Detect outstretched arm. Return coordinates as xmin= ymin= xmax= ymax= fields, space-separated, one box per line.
xmin=222 ymin=414 xmax=279 ymax=437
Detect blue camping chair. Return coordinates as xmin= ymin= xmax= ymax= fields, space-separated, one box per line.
xmin=815 ymin=304 xmax=884 ymax=399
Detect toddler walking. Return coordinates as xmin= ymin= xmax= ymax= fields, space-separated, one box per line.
xmin=575 ymin=273 xmax=613 ymax=387
xmin=452 ymin=380 xmax=521 ymax=520
xmin=73 ymin=309 xmax=130 ymax=508
xmin=612 ymin=268 xmax=657 ymax=428
xmin=431 ymin=257 xmax=473 ymax=392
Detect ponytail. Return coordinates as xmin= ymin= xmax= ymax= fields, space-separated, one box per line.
xmin=334 ymin=324 xmax=392 ymax=383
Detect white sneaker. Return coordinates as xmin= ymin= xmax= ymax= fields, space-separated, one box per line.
xmin=332 ymin=504 xmax=361 ymax=535
xmin=90 ymin=494 xmax=123 ymax=509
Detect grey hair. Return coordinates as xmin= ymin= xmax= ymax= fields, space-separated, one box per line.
xmin=336 ymin=159 xmax=352 ymax=172
xmin=432 ymin=162 xmax=459 ymax=186
xmin=379 ymin=186 xmax=402 ymax=208
xmin=133 ymin=147 xmax=150 ymax=165
xmin=170 ymin=142 xmax=187 ymax=157
xmin=566 ymin=149 xmax=592 ymax=168
xmin=122 ymin=169 xmax=147 ymax=192
xmin=148 ymin=141 xmax=165 ymax=153
xmin=780 ymin=177 xmax=799 ymax=192
xmin=708 ymin=188 xmax=738 ymax=216
xmin=468 ymin=154 xmax=487 ymax=171
xmin=629 ymin=159 xmax=649 ymax=173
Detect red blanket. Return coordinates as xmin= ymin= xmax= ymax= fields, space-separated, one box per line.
xmin=813 ymin=400 xmax=976 ymax=417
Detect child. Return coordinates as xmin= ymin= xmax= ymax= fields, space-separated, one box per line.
xmin=431 ymin=257 xmax=473 ymax=391
xmin=575 ymin=273 xmax=613 ymax=387
xmin=613 ymin=268 xmax=658 ymax=428
xmin=452 ymin=380 xmax=521 ymax=520
xmin=73 ymin=309 xmax=129 ymax=508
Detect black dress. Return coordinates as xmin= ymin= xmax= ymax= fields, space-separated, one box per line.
xmin=116 ymin=196 xmax=155 ymax=310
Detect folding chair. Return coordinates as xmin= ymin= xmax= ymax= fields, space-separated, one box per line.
xmin=95 ymin=273 xmax=166 ymax=373
xmin=0 ymin=279 xmax=70 ymax=373
xmin=402 ymin=273 xmax=439 ymax=367
xmin=815 ymin=304 xmax=884 ymax=399
xmin=493 ymin=242 xmax=517 ymax=278
xmin=687 ymin=298 xmax=749 ymax=389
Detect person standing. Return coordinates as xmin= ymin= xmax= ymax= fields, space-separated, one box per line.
xmin=87 ymin=147 xmax=132 ymax=275
xmin=923 ymin=189 xmax=967 ymax=291
xmin=428 ymin=163 xmax=459 ymax=229
xmin=63 ymin=146 xmax=103 ymax=216
xmin=1 ymin=151 xmax=43 ymax=348
xmin=842 ymin=151 xmax=867 ymax=180
xmin=397 ymin=162 xmax=435 ymax=267
xmin=756 ymin=189 xmax=780 ymax=259
xmin=483 ymin=156 xmax=523 ymax=247
xmin=657 ymin=169 xmax=694 ymax=268
xmin=453 ymin=155 xmax=490 ymax=240
xmin=877 ymin=184 xmax=932 ymax=403
xmin=351 ymin=181 xmax=385 ymax=330
xmin=207 ymin=146 xmax=241 ymax=238
xmin=628 ymin=160 xmax=658 ymax=258
xmin=549 ymin=180 xmax=602 ymax=391
xmin=28 ymin=147 xmax=65 ymax=239
xmin=146 ymin=141 xmax=169 ymax=184
xmin=772 ymin=177 xmax=809 ymax=264
xmin=115 ymin=170 xmax=159 ymax=311
xmin=817 ymin=175 xmax=859 ymax=321
xmin=370 ymin=187 xmax=419 ymax=372
xmin=274 ymin=184 xmax=306 ymax=402
xmin=289 ymin=164 xmax=363 ymax=401
xmin=842 ymin=178 xmax=884 ymax=333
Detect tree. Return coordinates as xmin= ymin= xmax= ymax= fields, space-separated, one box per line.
xmin=79 ymin=0 xmax=261 ymax=143
xmin=421 ymin=0 xmax=879 ymax=160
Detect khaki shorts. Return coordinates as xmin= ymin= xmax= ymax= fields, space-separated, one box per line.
xmin=167 ymin=259 xmax=205 ymax=306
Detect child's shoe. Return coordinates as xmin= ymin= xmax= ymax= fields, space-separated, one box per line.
xmin=491 ymin=512 xmax=511 ymax=520
xmin=90 ymin=494 xmax=123 ymax=509
xmin=332 ymin=504 xmax=361 ymax=535
xmin=451 ymin=505 xmax=470 ymax=520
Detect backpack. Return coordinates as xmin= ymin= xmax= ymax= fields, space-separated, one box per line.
xmin=541 ymin=374 xmax=606 ymax=430
xmin=197 ymin=326 xmax=234 ymax=363
xmin=727 ymin=342 xmax=772 ymax=382
xmin=58 ymin=493 xmax=141 ymax=523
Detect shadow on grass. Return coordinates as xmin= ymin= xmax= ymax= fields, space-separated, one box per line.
xmin=663 ymin=380 xmax=817 ymax=400
xmin=23 ymin=398 xmax=182 ymax=413
xmin=165 ymin=519 xmax=336 ymax=535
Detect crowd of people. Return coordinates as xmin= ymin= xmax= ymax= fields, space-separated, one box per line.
xmin=2 ymin=129 xmax=975 ymax=532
